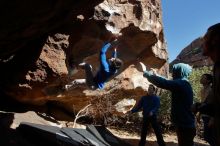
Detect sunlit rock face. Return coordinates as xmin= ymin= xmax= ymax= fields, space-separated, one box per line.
xmin=171 ymin=37 xmax=213 ymax=68
xmin=0 ymin=0 xmax=168 ymax=115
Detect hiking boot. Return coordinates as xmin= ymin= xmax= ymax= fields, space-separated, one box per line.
xmin=78 ymin=62 xmax=86 ymax=69
xmin=78 ymin=62 xmax=93 ymax=71
xmin=64 ymin=84 xmax=72 ymax=91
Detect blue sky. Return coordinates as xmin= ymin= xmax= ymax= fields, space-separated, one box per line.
xmin=161 ymin=1 xmax=220 ymax=62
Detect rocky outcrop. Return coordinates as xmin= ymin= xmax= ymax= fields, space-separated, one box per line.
xmin=171 ymin=37 xmax=213 ymax=68
xmin=0 ymin=0 xmax=168 ymax=116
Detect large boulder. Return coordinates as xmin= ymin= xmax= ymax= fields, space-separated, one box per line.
xmin=171 ymin=37 xmax=213 ymax=68
xmin=0 ymin=0 xmax=168 ymax=116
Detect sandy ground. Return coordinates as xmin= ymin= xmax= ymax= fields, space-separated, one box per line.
xmin=109 ymin=128 xmax=209 ymax=146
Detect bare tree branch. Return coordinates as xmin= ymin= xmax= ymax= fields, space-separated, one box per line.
xmin=73 ymin=104 xmax=92 ymax=128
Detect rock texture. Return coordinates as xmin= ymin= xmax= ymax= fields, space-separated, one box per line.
xmin=0 ymin=0 xmax=168 ymax=116
xmin=171 ymin=37 xmax=213 ymax=68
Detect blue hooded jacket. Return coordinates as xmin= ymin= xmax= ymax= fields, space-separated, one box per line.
xmin=131 ymin=95 xmax=160 ymax=118
xmin=93 ymin=42 xmax=117 ymax=89
xmin=143 ymin=63 xmax=195 ymax=128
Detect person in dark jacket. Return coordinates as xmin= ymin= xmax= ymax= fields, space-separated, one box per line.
xmin=128 ymin=84 xmax=166 ymax=146
xmin=202 ymin=23 xmax=220 ymax=146
xmin=198 ymin=74 xmax=215 ymax=146
xmin=65 ymin=39 xmax=123 ymax=90
xmin=139 ymin=62 xmax=195 ymax=146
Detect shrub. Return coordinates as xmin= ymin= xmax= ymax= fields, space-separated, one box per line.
xmin=158 ymin=89 xmax=172 ymax=131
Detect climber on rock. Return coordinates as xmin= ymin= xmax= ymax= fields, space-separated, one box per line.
xmin=65 ymin=38 xmax=123 ymax=90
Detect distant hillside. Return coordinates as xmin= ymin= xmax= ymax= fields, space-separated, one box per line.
xmin=170 ymin=37 xmax=213 ymax=68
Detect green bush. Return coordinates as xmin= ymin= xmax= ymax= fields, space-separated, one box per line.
xmin=158 ymin=90 xmax=171 ymax=119
xmin=158 ymin=89 xmax=172 ymax=131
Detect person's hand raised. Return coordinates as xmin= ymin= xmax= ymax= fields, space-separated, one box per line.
xmin=149 ymin=68 xmax=158 ymax=75
xmin=111 ymin=39 xmax=119 ymax=47
xmin=139 ymin=62 xmax=147 ymax=72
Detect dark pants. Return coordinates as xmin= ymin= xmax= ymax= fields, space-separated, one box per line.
xmin=176 ymin=127 xmax=196 ymax=146
xmin=139 ymin=115 xmax=166 ymax=146
xmin=84 ymin=64 xmax=96 ymax=89
xmin=73 ymin=63 xmax=97 ymax=90
xmin=202 ymin=116 xmax=216 ymax=146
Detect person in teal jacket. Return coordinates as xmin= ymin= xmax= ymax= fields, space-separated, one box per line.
xmin=139 ymin=62 xmax=195 ymax=146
